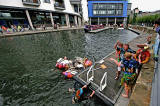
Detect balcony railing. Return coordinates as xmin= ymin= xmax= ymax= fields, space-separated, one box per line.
xmin=54 ymin=2 xmax=65 ymax=10
xmin=22 ymin=0 xmax=41 ymax=6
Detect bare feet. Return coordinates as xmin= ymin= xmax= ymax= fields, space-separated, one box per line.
xmin=72 ymin=97 xmax=75 ymax=104
xmin=122 ymin=94 xmax=128 ymax=98
xmin=69 ymin=88 xmax=75 ymax=93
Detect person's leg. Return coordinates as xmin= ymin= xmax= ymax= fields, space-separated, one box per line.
xmin=115 ymin=66 xmax=121 ymax=80
xmin=122 ymin=83 xmax=129 ymax=98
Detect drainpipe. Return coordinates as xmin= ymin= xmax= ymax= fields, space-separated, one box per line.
xmin=25 ymin=10 xmax=34 ymax=30
xmin=50 ymin=12 xmax=54 ymax=28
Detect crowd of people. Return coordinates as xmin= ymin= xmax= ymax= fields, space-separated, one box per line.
xmin=0 ymin=25 xmax=25 ymax=34
xmin=110 ymin=36 xmax=151 ymax=98
xmin=0 ymin=24 xmax=57 ymax=35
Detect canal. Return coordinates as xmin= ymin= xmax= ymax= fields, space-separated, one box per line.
xmin=0 ymin=29 xmax=138 ymax=106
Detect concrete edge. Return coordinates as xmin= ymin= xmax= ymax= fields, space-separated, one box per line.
xmin=0 ymin=27 xmax=84 ymax=38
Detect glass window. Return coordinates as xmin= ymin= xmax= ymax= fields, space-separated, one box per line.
xmin=44 ymin=0 xmax=50 ymax=3
xmin=93 ymin=4 xmax=98 ymax=9
xmin=116 ymin=10 xmax=122 ymax=15
xmin=107 ymin=10 xmax=115 ymax=15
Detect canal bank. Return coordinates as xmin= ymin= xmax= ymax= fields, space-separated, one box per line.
xmin=128 ymin=26 xmax=156 ymax=106
xmin=0 ymin=27 xmax=84 ymax=38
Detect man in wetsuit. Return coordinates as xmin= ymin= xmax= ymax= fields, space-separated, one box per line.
xmin=71 ymin=83 xmax=95 ymax=104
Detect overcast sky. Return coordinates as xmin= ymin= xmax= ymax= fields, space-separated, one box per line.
xmin=130 ymin=0 xmax=160 ymax=12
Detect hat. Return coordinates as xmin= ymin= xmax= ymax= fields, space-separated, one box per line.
xmin=144 ymin=45 xmax=149 ymax=50
xmin=137 ymin=44 xmax=147 ymax=48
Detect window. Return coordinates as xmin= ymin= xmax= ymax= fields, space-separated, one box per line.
xmin=44 ymin=0 xmax=50 ymax=3
xmin=93 ymin=10 xmax=99 ymax=15
xmin=107 ymin=10 xmax=115 ymax=15
xmin=99 ymin=10 xmax=106 ymax=15
xmin=92 ymin=3 xmax=123 ymax=16
xmin=74 ymin=4 xmax=78 ymax=13
xmin=116 ymin=10 xmax=122 ymax=15
xmin=93 ymin=3 xmax=98 ymax=9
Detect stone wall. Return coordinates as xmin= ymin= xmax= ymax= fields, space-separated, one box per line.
xmin=128 ymin=26 xmax=156 ymax=106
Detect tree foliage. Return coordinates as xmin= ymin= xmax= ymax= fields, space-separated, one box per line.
xmin=135 ymin=14 xmax=160 ymax=24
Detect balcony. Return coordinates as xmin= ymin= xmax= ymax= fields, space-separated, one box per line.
xmin=70 ymin=0 xmax=81 ymax=4
xmin=22 ymin=0 xmax=41 ymax=6
xmin=54 ymin=0 xmax=65 ymax=10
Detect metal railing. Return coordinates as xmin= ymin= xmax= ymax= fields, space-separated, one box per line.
xmin=100 ymin=72 xmax=108 ymax=91
xmin=150 ymin=33 xmax=160 ymax=106
xmin=87 ymin=65 xmax=94 ymax=82
xmin=86 ymin=59 xmax=108 ymax=91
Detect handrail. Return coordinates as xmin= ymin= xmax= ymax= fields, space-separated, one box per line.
xmin=99 ymin=72 xmax=108 ymax=91
xmin=87 ymin=65 xmax=94 ymax=82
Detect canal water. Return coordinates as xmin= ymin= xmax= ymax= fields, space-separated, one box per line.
xmin=0 ymin=29 xmax=138 ymax=106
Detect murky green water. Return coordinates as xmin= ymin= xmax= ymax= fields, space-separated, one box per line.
xmin=0 ymin=29 xmax=138 ymax=106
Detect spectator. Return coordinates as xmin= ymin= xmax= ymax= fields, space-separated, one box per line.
xmin=0 ymin=26 xmax=3 ymax=34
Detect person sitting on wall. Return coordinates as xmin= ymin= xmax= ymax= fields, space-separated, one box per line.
xmin=13 ymin=25 xmax=18 ymax=32
xmin=132 ymin=45 xmax=150 ymax=75
xmin=70 ymin=83 xmax=95 ymax=104
xmin=18 ymin=25 xmax=22 ymax=32
xmin=1 ymin=25 xmax=7 ymax=32
xmin=54 ymin=24 xmax=57 ymax=29
xmin=0 ymin=26 xmax=3 ymax=34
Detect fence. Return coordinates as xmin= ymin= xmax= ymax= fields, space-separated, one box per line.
xmin=150 ymin=33 xmax=160 ymax=106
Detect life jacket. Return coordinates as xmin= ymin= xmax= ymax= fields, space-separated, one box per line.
xmin=84 ymin=59 xmax=92 ymax=67
xmin=76 ymin=88 xmax=83 ymax=99
xmin=135 ymin=49 xmax=150 ymax=64
xmin=62 ymin=72 xmax=73 ymax=78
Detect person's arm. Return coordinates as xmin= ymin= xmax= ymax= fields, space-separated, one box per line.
xmin=89 ymin=91 xmax=95 ymax=98
xmin=82 ymin=85 xmax=87 ymax=89
xmin=114 ymin=40 xmax=119 ymax=49
xmin=129 ymin=48 xmax=136 ymax=54
xmin=110 ymin=58 xmax=121 ymax=66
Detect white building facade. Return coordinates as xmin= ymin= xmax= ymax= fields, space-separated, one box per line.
xmin=0 ymin=0 xmax=83 ymax=30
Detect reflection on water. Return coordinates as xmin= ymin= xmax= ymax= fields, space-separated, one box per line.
xmin=0 ymin=29 xmax=138 ymax=106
